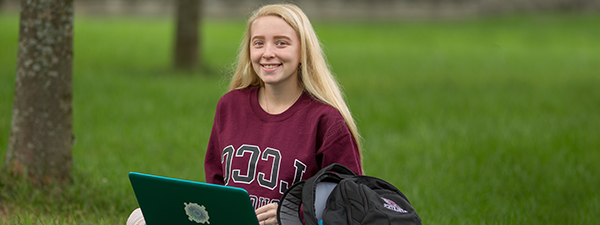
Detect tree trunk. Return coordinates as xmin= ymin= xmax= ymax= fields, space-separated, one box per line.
xmin=4 ymin=0 xmax=74 ymax=185
xmin=174 ymin=0 xmax=201 ymax=70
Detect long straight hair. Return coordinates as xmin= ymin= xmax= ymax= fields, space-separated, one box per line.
xmin=229 ymin=4 xmax=362 ymax=153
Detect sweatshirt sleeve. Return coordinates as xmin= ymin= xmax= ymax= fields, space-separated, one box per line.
xmin=204 ymin=100 xmax=225 ymax=185
xmin=317 ymin=111 xmax=363 ymax=175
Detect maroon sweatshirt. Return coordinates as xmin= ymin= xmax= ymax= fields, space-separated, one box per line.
xmin=204 ymin=87 xmax=362 ymax=209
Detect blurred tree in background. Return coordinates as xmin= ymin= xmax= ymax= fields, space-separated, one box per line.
xmin=174 ymin=0 xmax=202 ymax=71
xmin=3 ymin=0 xmax=74 ymax=185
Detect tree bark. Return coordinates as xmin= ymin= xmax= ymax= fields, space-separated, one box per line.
xmin=4 ymin=0 xmax=74 ymax=185
xmin=174 ymin=0 xmax=201 ymax=70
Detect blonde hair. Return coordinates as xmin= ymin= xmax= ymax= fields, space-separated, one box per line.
xmin=229 ymin=4 xmax=362 ymax=153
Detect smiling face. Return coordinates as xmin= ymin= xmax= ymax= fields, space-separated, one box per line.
xmin=250 ymin=16 xmax=302 ymax=88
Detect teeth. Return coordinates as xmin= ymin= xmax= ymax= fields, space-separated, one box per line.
xmin=263 ymin=64 xmax=279 ymax=69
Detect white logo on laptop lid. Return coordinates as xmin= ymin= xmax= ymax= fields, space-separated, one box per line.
xmin=184 ymin=202 xmax=210 ymax=224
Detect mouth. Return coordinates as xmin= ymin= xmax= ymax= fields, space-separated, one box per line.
xmin=261 ymin=64 xmax=282 ymax=69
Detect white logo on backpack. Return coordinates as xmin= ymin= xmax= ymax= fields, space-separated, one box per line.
xmin=381 ymin=197 xmax=409 ymax=213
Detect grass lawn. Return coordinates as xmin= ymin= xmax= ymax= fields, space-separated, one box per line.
xmin=1 ymin=12 xmax=599 ymax=224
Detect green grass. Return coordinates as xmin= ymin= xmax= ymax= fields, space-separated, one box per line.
xmin=1 ymin=13 xmax=599 ymax=224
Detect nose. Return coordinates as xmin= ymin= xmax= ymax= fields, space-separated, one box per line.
xmin=262 ymin=44 xmax=276 ymax=59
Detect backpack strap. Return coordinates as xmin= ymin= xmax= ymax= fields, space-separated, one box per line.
xmin=303 ymin=163 xmax=357 ymax=224
xmin=278 ymin=163 xmax=358 ymax=225
xmin=278 ymin=181 xmax=306 ymax=225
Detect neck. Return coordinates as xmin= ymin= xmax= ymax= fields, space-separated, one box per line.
xmin=259 ymin=84 xmax=303 ymax=115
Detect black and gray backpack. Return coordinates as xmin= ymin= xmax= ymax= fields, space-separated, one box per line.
xmin=277 ymin=163 xmax=421 ymax=225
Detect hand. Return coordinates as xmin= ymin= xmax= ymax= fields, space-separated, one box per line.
xmin=255 ymin=203 xmax=278 ymax=225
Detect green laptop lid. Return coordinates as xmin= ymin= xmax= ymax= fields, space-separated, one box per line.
xmin=129 ymin=172 xmax=260 ymax=225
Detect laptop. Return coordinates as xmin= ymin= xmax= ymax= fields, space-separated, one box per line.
xmin=129 ymin=172 xmax=260 ymax=225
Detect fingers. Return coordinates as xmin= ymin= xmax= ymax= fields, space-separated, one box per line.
xmin=260 ymin=217 xmax=277 ymax=225
xmin=255 ymin=203 xmax=278 ymax=225
xmin=255 ymin=202 xmax=277 ymax=215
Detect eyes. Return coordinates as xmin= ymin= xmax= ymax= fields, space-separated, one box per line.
xmin=252 ymin=40 xmax=290 ymax=47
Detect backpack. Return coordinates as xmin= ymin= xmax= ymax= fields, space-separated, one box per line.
xmin=278 ymin=163 xmax=421 ymax=225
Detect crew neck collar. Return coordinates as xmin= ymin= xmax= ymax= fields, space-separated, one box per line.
xmin=249 ymin=87 xmax=309 ymax=122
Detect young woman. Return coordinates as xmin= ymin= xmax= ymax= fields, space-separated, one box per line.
xmin=127 ymin=4 xmax=362 ymax=225
xmin=204 ymin=4 xmax=363 ymax=225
